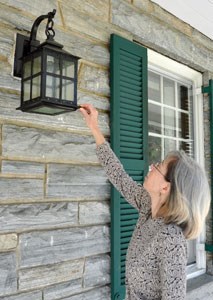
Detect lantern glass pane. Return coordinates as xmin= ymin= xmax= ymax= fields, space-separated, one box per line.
xmin=23 ymin=61 xmax=31 ymax=79
xmin=30 ymin=106 xmax=67 ymax=115
xmin=62 ymin=60 xmax=74 ymax=78
xmin=32 ymin=56 xmax=41 ymax=75
xmin=46 ymin=75 xmax=60 ymax=98
xmin=62 ymin=79 xmax=74 ymax=101
xmin=47 ymin=55 xmax=60 ymax=75
xmin=23 ymin=80 xmax=31 ymax=101
xmin=32 ymin=75 xmax=41 ymax=99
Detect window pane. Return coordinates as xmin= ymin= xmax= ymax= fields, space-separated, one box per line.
xmin=179 ymin=141 xmax=192 ymax=155
xmin=23 ymin=80 xmax=31 ymax=101
xmin=148 ymin=71 xmax=160 ymax=102
xmin=63 ymin=60 xmax=74 ymax=77
xmin=148 ymin=136 xmax=162 ymax=163
xmin=177 ymin=84 xmax=190 ymax=111
xmin=46 ymin=75 xmax=60 ymax=98
xmin=32 ymin=56 xmax=41 ymax=75
xmin=47 ymin=55 xmax=60 ymax=75
xmin=62 ymin=79 xmax=74 ymax=101
xmin=148 ymin=103 xmax=161 ymax=134
xmin=23 ymin=61 xmax=31 ymax=79
xmin=32 ymin=76 xmax=41 ymax=99
xmin=163 ymin=78 xmax=175 ymax=106
xmin=164 ymin=138 xmax=176 ymax=154
xmin=164 ymin=108 xmax=176 ymax=136
xmin=178 ymin=112 xmax=189 ymax=139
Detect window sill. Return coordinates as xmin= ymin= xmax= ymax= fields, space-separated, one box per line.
xmin=186 ymin=274 xmax=213 ymax=300
xmin=187 ymin=264 xmax=206 ymax=280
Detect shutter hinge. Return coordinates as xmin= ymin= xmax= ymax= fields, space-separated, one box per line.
xmin=205 ymin=243 xmax=213 ymax=253
xmin=202 ymin=79 xmax=213 ymax=95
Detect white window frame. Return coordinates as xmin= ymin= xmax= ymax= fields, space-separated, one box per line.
xmin=148 ymin=49 xmax=206 ymax=279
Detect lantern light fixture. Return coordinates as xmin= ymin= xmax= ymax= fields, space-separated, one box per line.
xmin=14 ymin=9 xmax=80 ymax=115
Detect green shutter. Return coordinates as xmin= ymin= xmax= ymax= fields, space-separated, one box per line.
xmin=110 ymin=34 xmax=148 ymax=300
xmin=202 ymin=80 xmax=213 ymax=253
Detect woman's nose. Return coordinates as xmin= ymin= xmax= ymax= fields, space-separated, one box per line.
xmin=149 ymin=164 xmax=154 ymax=172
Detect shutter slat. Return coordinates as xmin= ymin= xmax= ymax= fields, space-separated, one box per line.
xmin=120 ymin=83 xmax=142 ymax=93
xmin=120 ymin=102 xmax=142 ymax=112
xmin=120 ymin=70 xmax=142 ymax=82
xmin=121 ymin=208 xmax=138 ymax=215
xmin=120 ymin=141 xmax=142 ymax=149
xmin=120 ymin=65 xmax=142 ymax=77
xmin=120 ymin=75 xmax=142 ymax=87
xmin=121 ymin=236 xmax=132 ymax=244
xmin=120 ymin=112 xmax=142 ymax=120
xmin=120 ymin=53 xmax=142 ymax=65
xmin=120 ymin=219 xmax=138 ymax=226
xmin=121 ymin=231 xmax=134 ymax=238
xmin=121 ymin=225 xmax=135 ymax=233
xmin=120 ymin=124 xmax=142 ymax=133
xmin=121 ymin=213 xmax=139 ymax=221
xmin=121 ymin=96 xmax=142 ymax=106
xmin=120 ymin=88 xmax=142 ymax=98
xmin=120 ymin=49 xmax=142 ymax=61
xmin=121 ymin=136 xmax=142 ymax=144
xmin=120 ymin=62 xmax=141 ymax=72
xmin=120 ymin=91 xmax=142 ymax=102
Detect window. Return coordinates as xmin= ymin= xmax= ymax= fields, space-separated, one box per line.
xmin=148 ymin=71 xmax=193 ymax=162
xmin=148 ymin=49 xmax=205 ymax=279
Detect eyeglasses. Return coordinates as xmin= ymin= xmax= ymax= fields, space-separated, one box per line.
xmin=150 ymin=162 xmax=170 ymax=182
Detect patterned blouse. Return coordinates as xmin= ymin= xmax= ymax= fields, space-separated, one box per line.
xmin=96 ymin=142 xmax=187 ymax=300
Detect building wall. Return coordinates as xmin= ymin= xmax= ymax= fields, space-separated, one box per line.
xmin=0 ymin=0 xmax=212 ymax=299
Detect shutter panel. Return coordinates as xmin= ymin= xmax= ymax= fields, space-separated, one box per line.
xmin=110 ymin=34 xmax=148 ymax=300
xmin=202 ymin=80 xmax=213 ymax=253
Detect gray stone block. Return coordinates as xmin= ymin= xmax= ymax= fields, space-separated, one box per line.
xmin=0 ymin=203 xmax=78 ymax=232
xmin=0 ymin=234 xmax=17 ymax=251
xmin=0 ymin=62 xmax=20 ymax=91
xmin=0 ymin=291 xmax=42 ymax=300
xmin=79 ymin=201 xmax=110 ymax=225
xmin=78 ymin=91 xmax=109 ymax=112
xmin=79 ymin=64 xmax=109 ymax=96
xmin=2 ymin=161 xmax=45 ymax=175
xmin=47 ymin=164 xmax=110 ymax=199
xmin=83 ymin=254 xmax=110 ymax=288
xmin=0 ymin=178 xmax=43 ymax=200
xmin=0 ymin=252 xmax=17 ymax=296
xmin=43 ymin=278 xmax=82 ymax=300
xmin=62 ymin=286 xmax=110 ymax=300
xmin=2 ymin=125 xmax=99 ymax=163
xmin=19 ymin=259 xmax=84 ymax=291
xmin=0 ymin=1 xmax=58 ymax=26
xmin=19 ymin=226 xmax=110 ymax=268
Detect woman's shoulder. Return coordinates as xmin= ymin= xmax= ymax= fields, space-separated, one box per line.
xmin=159 ymin=221 xmax=187 ymax=246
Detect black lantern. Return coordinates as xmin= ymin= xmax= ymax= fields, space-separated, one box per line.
xmin=14 ymin=9 xmax=80 ymax=115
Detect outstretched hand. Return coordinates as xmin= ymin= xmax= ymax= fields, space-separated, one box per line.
xmin=79 ymin=104 xmax=99 ymax=131
xmin=79 ymin=104 xmax=105 ymax=145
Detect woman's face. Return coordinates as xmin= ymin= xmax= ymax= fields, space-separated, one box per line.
xmin=143 ymin=159 xmax=171 ymax=217
xmin=144 ymin=160 xmax=169 ymax=193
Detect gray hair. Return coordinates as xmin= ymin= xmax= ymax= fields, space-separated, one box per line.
xmin=163 ymin=150 xmax=210 ymax=240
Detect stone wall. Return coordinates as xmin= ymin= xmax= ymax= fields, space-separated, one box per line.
xmin=0 ymin=0 xmax=212 ymax=299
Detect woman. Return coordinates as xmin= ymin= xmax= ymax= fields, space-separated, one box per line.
xmin=80 ymin=103 xmax=210 ymax=300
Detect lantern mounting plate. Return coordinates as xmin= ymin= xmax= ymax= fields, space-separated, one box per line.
xmin=13 ymin=9 xmax=56 ymax=78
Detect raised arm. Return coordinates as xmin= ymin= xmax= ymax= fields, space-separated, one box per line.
xmin=79 ymin=104 xmax=151 ymax=214
xmin=79 ymin=104 xmax=105 ymax=146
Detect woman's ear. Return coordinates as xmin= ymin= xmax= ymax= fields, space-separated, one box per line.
xmin=161 ymin=182 xmax=171 ymax=195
